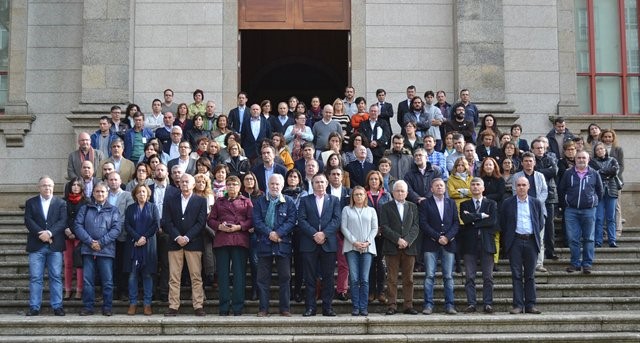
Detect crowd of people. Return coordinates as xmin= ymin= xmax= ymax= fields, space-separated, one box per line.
xmin=24 ymin=85 xmax=624 ymax=318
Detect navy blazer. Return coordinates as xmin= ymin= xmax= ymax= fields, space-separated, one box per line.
xmin=167 ymin=157 xmax=197 ymax=176
xmin=500 ymin=195 xmax=544 ymax=255
xmin=397 ymin=99 xmax=411 ymax=128
xmin=297 ymin=193 xmax=341 ymax=253
xmin=251 ymin=163 xmax=288 ymax=193
xmin=25 ymin=195 xmax=68 ymax=252
xmin=228 ymin=107 xmax=249 ymax=133
xmin=419 ymin=196 xmax=459 ymax=253
xmin=378 ymin=102 xmax=394 ymax=127
xmin=294 ymin=158 xmax=325 ymax=179
xmin=344 ymin=160 xmax=376 ymax=188
xmin=459 ymin=197 xmax=499 ymax=254
xmin=162 ymin=193 xmax=207 ymax=252
xmin=359 ymin=120 xmax=391 ymax=159
xmin=240 ymin=116 xmax=272 ymax=160
xmin=326 ymin=185 xmax=351 ymax=209
xmin=269 ymin=115 xmax=295 ymax=134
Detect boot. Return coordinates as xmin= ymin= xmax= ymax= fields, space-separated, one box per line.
xmin=143 ymin=305 xmax=153 ymax=316
xmin=127 ymin=304 xmax=137 ymax=315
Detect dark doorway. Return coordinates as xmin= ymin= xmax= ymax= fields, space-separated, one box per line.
xmin=240 ymin=30 xmax=349 ymax=109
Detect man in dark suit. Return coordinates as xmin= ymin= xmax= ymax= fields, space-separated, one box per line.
xmin=167 ymin=141 xmax=197 ymax=176
xmin=379 ymin=180 xmax=420 ymax=315
xmin=241 ymin=104 xmax=272 ymax=163
xmin=148 ymin=163 xmax=179 ymax=302
xmin=163 ymin=173 xmax=208 ymax=317
xmin=251 ymin=145 xmax=287 ymax=193
xmin=344 ymin=145 xmax=375 ymax=188
xmin=326 ymin=167 xmax=352 ymax=300
xmin=500 ymin=176 xmax=544 ymax=315
xmin=375 ymin=88 xmax=394 ymax=134
xmin=294 ymin=142 xmax=325 ymax=179
xmin=269 ymin=101 xmax=295 ymax=134
xmin=359 ymin=104 xmax=391 ymax=164
xmin=228 ymin=91 xmax=249 ymax=133
xmin=24 ymin=176 xmax=68 ymax=316
xmin=420 ymin=178 xmax=459 ymax=315
xmin=460 ymin=177 xmax=499 ymax=314
xmin=297 ymin=173 xmax=341 ymax=317
xmin=396 ymin=85 xmax=416 ymax=130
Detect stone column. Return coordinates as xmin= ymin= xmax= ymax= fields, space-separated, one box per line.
xmin=556 ymin=0 xmax=580 ymax=116
xmin=454 ymin=0 xmax=515 ymax=126
xmin=67 ymin=0 xmax=131 ymax=135
xmin=0 ymin=0 xmax=35 ymax=147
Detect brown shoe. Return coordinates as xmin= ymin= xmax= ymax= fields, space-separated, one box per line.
xmin=280 ymin=311 xmax=292 ymax=317
xmin=143 ymin=305 xmax=152 ymax=316
xmin=194 ymin=307 xmax=206 ymax=316
xmin=368 ymin=294 xmax=375 ymax=302
xmin=127 ymin=305 xmax=137 ymax=316
xmin=377 ymin=293 xmax=388 ymax=304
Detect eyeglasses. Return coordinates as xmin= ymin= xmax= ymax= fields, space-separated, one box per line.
xmin=226 ymin=183 xmax=240 ymax=187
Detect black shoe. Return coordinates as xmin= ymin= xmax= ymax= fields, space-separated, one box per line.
xmin=483 ymin=305 xmax=494 ymax=314
xmin=525 ymin=307 xmax=542 ymax=314
xmin=233 ymin=311 xmax=242 ymax=316
xmin=351 ymin=310 xmax=359 ymax=316
xmin=79 ymin=308 xmax=94 ymax=316
xmin=583 ymin=266 xmax=592 ymax=274
xmin=53 ymin=308 xmax=65 ymax=316
xmin=164 ymin=308 xmax=179 ymax=317
xmin=322 ymin=309 xmax=337 ymax=317
xmin=336 ymin=292 xmax=349 ymax=301
xmin=219 ymin=311 xmax=229 ymax=316
xmin=360 ymin=310 xmax=368 ymax=316
xmin=102 ymin=309 xmax=113 ymax=316
xmin=25 ymin=308 xmax=39 ymax=316
xmin=464 ymin=305 xmax=476 ymax=313
xmin=385 ymin=308 xmax=397 ymax=315
xmin=403 ymin=308 xmax=418 ymax=315
xmin=303 ymin=309 xmax=316 ymax=317
xmin=566 ymin=265 xmax=581 ymax=273
xmin=609 ymin=242 xmax=618 ymax=248
xmin=194 ymin=308 xmax=206 ymax=316
xmin=548 ymin=255 xmax=560 ymax=260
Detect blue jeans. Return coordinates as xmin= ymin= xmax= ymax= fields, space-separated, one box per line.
xmin=564 ymin=207 xmax=596 ymax=268
xmin=29 ymin=245 xmax=63 ymax=311
xmin=424 ymin=247 xmax=455 ymax=310
xmin=595 ymin=194 xmax=617 ymax=246
xmin=128 ymin=261 xmax=154 ymax=306
xmin=82 ymin=255 xmax=114 ymax=311
xmin=345 ymin=251 xmax=372 ymax=313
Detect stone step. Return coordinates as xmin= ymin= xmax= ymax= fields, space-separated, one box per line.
xmin=0 ymin=312 xmax=638 ymax=338
xmin=3 ymin=332 xmax=640 ymax=343
xmin=3 ymin=281 xmax=638 ymax=302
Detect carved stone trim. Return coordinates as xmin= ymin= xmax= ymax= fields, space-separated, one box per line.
xmin=0 ymin=113 xmax=36 ymax=147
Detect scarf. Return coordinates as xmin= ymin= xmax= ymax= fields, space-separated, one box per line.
xmin=132 ymin=203 xmax=153 ymax=271
xmin=265 ymin=195 xmax=279 ymax=229
xmin=67 ymin=192 xmax=82 ymax=204
xmin=78 ymin=148 xmax=95 ymax=165
xmin=212 ymin=180 xmax=226 ymax=198
xmin=456 ymin=172 xmax=468 ymax=179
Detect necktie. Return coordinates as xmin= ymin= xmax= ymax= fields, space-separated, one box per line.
xmin=475 ymin=199 xmax=481 ymax=213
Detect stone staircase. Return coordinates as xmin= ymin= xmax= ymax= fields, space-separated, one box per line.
xmin=2 ymin=209 xmax=640 ymax=342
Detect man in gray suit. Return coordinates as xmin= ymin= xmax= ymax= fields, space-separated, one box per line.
xmin=67 ymin=132 xmax=105 ymax=180
xmin=379 ymin=180 xmax=420 ymax=315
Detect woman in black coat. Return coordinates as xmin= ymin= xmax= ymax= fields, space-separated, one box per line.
xmin=123 ymin=183 xmax=159 ymax=315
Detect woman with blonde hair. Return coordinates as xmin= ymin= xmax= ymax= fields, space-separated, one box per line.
xmin=332 ymin=98 xmax=351 ymax=144
xmin=271 ymin=132 xmax=294 ymax=170
xmin=341 ymin=185 xmax=378 ymax=316
xmin=447 ymin=157 xmax=473 ymax=223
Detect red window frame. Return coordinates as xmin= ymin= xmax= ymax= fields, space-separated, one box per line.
xmin=577 ymin=0 xmax=640 ymax=115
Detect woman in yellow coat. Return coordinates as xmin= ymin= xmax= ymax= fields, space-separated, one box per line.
xmin=447 ymin=157 xmax=473 ymax=223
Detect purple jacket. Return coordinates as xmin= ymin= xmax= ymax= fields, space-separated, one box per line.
xmin=208 ymin=195 xmax=253 ymax=249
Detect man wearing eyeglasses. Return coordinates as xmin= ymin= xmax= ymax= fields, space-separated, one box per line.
xmin=167 ymin=141 xmax=196 ymax=176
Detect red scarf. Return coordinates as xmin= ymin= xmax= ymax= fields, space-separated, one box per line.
xmin=67 ymin=192 xmax=82 ymax=204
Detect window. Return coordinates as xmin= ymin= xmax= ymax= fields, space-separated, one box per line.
xmin=575 ymin=0 xmax=640 ymax=115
